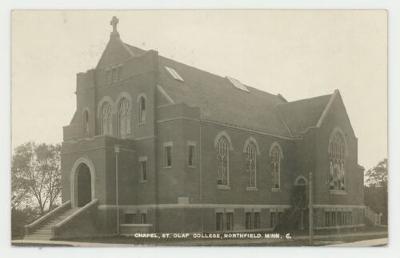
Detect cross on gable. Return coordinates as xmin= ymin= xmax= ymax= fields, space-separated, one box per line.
xmin=110 ymin=16 xmax=119 ymax=32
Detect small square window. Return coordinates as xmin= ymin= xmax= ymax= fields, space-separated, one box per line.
xmin=125 ymin=213 xmax=136 ymax=224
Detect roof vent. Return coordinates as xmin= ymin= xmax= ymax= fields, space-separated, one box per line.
xmin=165 ymin=66 xmax=184 ymax=82
xmin=226 ymin=76 xmax=249 ymax=92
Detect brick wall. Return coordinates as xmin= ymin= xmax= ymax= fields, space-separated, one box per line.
xmin=61 ymin=36 xmax=365 ymax=234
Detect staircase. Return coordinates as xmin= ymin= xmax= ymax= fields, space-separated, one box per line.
xmin=275 ymin=185 xmax=307 ymax=232
xmin=364 ymin=206 xmax=382 ymax=226
xmin=24 ymin=208 xmax=78 ymax=241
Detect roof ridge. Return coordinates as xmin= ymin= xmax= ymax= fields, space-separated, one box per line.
xmin=277 ymin=93 xmax=333 ymax=106
xmin=159 ymin=54 xmax=284 ymax=100
xmin=315 ymin=90 xmax=339 ymax=128
xmin=274 ymin=105 xmax=294 ymax=137
xmin=276 ymin=91 xmax=336 ymax=136
xmin=124 ymin=42 xmax=281 ymax=99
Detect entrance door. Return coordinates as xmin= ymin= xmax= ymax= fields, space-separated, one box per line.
xmin=77 ymin=163 xmax=92 ymax=207
xmin=293 ymin=177 xmax=307 ymax=230
xmin=293 ymin=185 xmax=307 ymax=230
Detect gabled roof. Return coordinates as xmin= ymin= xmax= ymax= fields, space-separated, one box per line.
xmin=121 ymin=42 xmax=336 ymax=139
xmin=276 ymin=94 xmax=334 ymax=136
xmin=156 ymin=55 xmax=292 ymax=137
xmin=96 ymin=39 xmax=146 ymax=69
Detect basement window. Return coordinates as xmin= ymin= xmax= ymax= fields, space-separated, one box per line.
xmin=141 ymin=213 xmax=147 ymax=224
xmin=245 ymin=212 xmax=252 ymax=230
xmin=226 ymin=76 xmax=249 ymax=92
xmin=216 ymin=212 xmax=224 ymax=231
xmin=165 ymin=66 xmax=184 ymax=82
xmin=226 ymin=212 xmax=234 ymax=231
xmin=254 ymin=212 xmax=261 ymax=229
xmin=124 ymin=213 xmax=136 ymax=224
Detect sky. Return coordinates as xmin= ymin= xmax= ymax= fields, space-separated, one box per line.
xmin=11 ymin=10 xmax=387 ymax=170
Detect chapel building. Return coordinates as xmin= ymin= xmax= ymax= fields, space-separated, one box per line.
xmin=25 ymin=17 xmax=366 ymax=239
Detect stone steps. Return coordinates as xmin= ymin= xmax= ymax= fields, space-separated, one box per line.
xmin=25 ymin=235 xmax=52 ymax=241
xmin=24 ymin=208 xmax=78 ymax=241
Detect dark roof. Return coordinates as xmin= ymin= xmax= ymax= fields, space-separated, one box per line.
xmin=124 ymin=43 xmax=332 ymax=138
xmin=159 ymin=56 xmax=293 ymax=137
xmin=277 ymin=94 xmax=333 ymax=136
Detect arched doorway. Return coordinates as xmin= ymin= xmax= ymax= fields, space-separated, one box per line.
xmin=76 ymin=163 xmax=92 ymax=207
xmin=71 ymin=157 xmax=96 ymax=208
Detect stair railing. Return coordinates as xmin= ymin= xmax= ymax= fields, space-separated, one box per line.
xmin=52 ymin=199 xmax=99 ymax=237
xmin=364 ymin=206 xmax=382 ymax=226
xmin=275 ymin=190 xmax=306 ymax=232
xmin=24 ymin=200 xmax=71 ymax=235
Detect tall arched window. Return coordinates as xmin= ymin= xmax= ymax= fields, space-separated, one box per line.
xmin=270 ymin=143 xmax=283 ymax=190
xmin=117 ymin=98 xmax=130 ymax=138
xmin=246 ymin=142 xmax=257 ymax=188
xmin=328 ymin=130 xmax=346 ymax=190
xmin=216 ymin=136 xmax=229 ymax=186
xmin=83 ymin=110 xmax=89 ymax=135
xmin=101 ymin=102 xmax=112 ymax=135
xmin=138 ymin=96 xmax=146 ymax=124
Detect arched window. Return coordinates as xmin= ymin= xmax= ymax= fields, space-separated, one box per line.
xmin=294 ymin=176 xmax=307 ymax=186
xmin=101 ymin=102 xmax=112 ymax=135
xmin=246 ymin=142 xmax=257 ymax=188
xmin=270 ymin=143 xmax=283 ymax=190
xmin=328 ymin=130 xmax=346 ymax=190
xmin=117 ymin=98 xmax=130 ymax=138
xmin=216 ymin=136 xmax=229 ymax=186
xmin=83 ymin=110 xmax=89 ymax=135
xmin=139 ymin=96 xmax=146 ymax=124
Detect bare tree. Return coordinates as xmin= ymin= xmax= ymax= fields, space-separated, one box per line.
xmin=11 ymin=142 xmax=62 ymax=215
